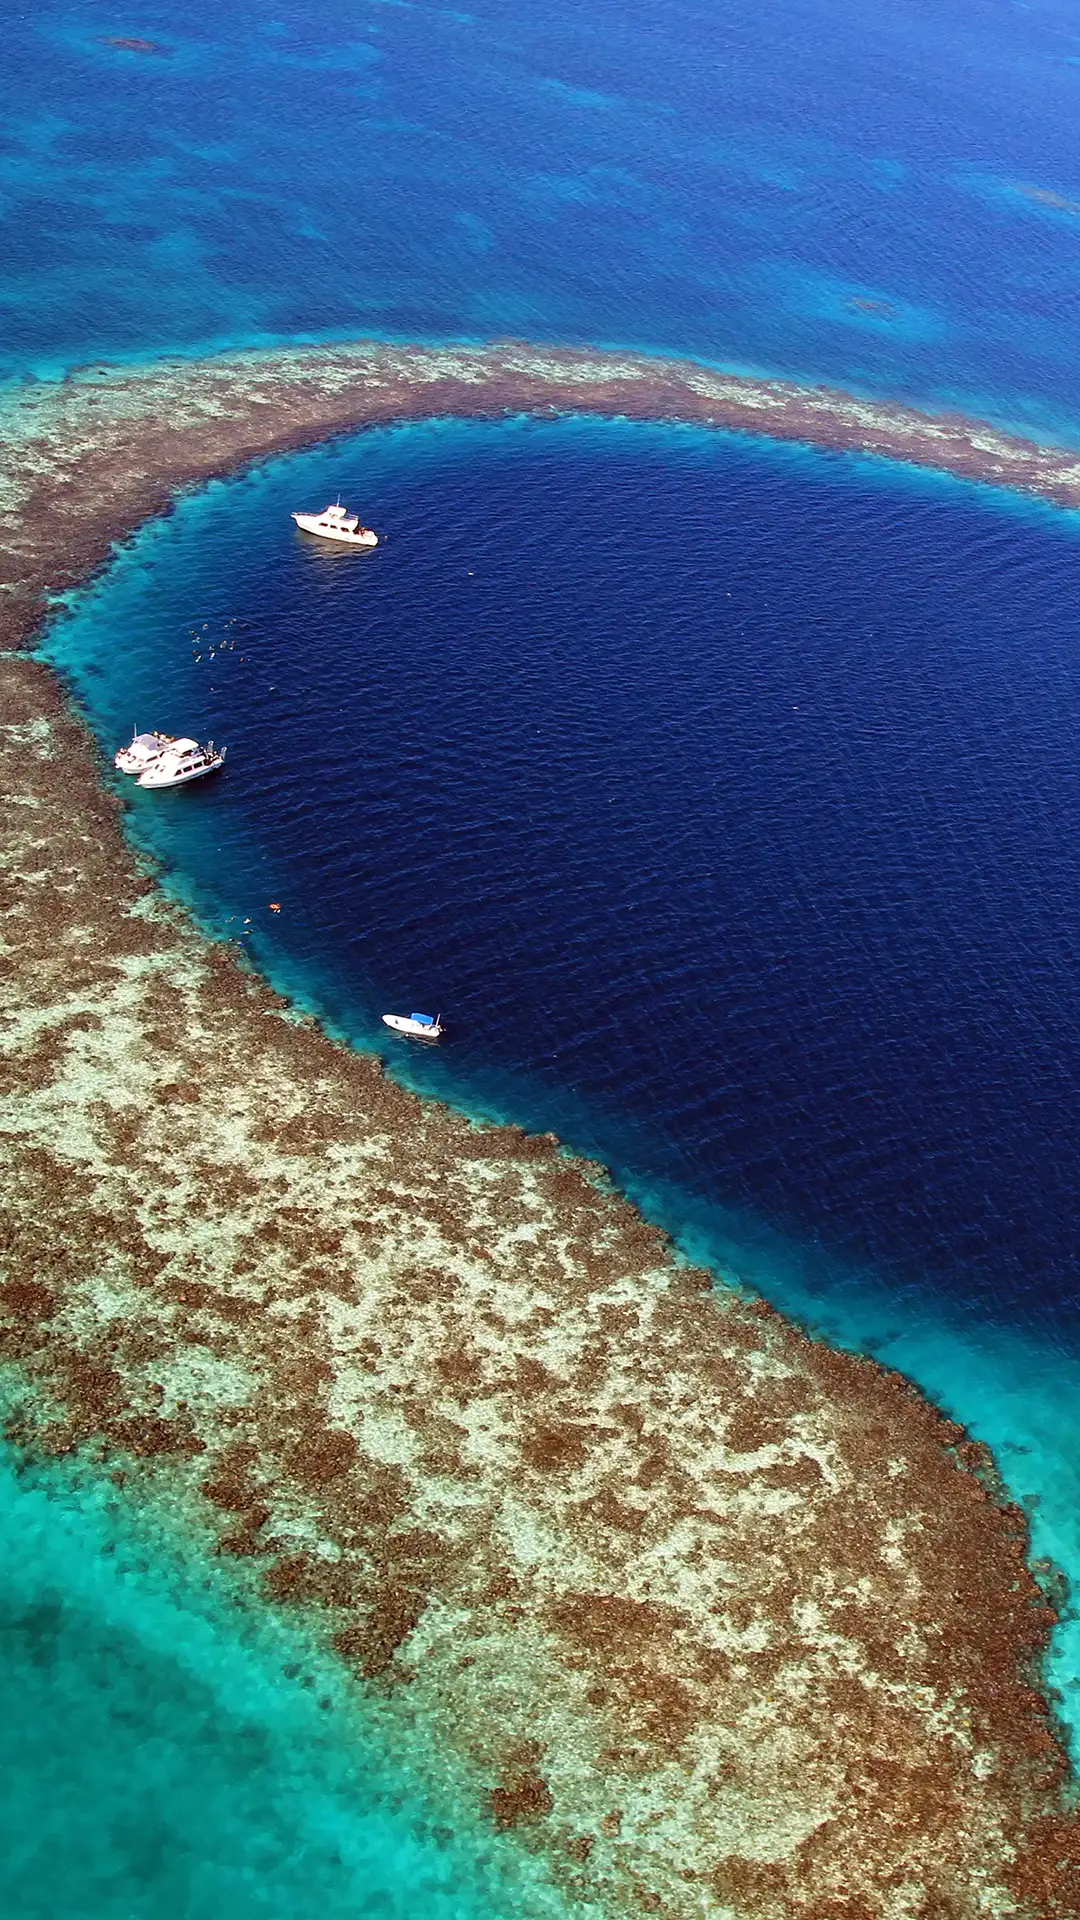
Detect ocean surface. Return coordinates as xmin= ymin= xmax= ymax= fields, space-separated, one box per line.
xmin=9 ymin=0 xmax=1080 ymax=1902
xmin=7 ymin=0 xmax=1080 ymax=440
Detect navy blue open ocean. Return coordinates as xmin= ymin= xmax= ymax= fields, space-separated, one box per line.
xmin=10 ymin=0 xmax=1080 ymax=1906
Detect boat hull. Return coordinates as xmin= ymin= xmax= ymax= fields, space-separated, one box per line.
xmin=381 ymin=1014 xmax=442 ymax=1039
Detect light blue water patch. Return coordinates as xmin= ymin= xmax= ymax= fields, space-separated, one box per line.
xmin=0 ymin=1425 xmax=581 ymax=1920
xmin=955 ymin=165 xmax=1080 ymax=228
xmin=756 ymin=264 xmax=945 ymax=344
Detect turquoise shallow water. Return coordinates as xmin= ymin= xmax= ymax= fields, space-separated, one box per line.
xmin=0 ymin=1418 xmax=577 ymax=1920
xmin=42 ymin=413 xmax=1080 ymax=1755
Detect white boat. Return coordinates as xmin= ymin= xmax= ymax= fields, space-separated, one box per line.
xmin=115 ymin=729 xmax=175 ymax=775
xmin=382 ymin=1011 xmax=443 ymax=1040
xmin=137 ymin=738 xmax=226 ymax=788
xmin=292 ymin=502 xmax=378 ymax=547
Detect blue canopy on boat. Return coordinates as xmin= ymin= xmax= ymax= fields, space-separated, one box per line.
xmin=410 ymin=1012 xmax=435 ymax=1026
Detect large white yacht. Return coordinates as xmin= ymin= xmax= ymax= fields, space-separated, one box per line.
xmin=137 ymin=738 xmax=226 ymax=788
xmin=291 ymin=502 xmax=378 ymax=547
xmin=115 ymin=729 xmax=175 ymax=775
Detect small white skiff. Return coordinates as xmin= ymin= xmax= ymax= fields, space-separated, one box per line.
xmin=382 ymin=1011 xmax=443 ymax=1040
xmin=115 ymin=729 xmax=175 ymax=775
xmin=137 ymin=738 xmax=226 ymax=788
xmin=292 ymin=502 xmax=378 ymax=547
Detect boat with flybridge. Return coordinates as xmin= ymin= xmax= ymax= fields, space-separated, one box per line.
xmin=135 ymin=737 xmax=226 ymax=789
xmin=292 ymin=502 xmax=378 ymax=547
xmin=115 ymin=729 xmax=176 ymax=775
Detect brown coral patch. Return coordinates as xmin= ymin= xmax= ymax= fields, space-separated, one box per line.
xmin=0 ymin=1280 xmax=57 ymax=1322
xmin=338 ymin=1585 xmax=426 ymax=1678
xmin=521 ymin=1421 xmax=601 ymax=1474
xmin=490 ymin=1742 xmax=556 ymax=1828
xmin=286 ymin=1421 xmax=358 ymax=1487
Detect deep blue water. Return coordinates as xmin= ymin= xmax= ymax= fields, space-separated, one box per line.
xmin=10 ymin=0 xmax=1080 ymax=1895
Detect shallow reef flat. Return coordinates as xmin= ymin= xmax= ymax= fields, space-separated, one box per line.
xmin=3 ymin=340 xmax=1080 ymax=1917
